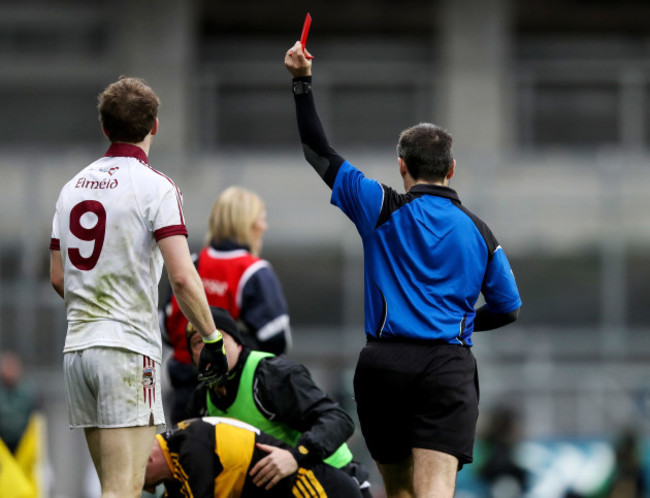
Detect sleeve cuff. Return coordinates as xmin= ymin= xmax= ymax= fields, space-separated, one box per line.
xmin=289 ymin=444 xmax=320 ymax=469
xmin=154 ymin=224 xmax=188 ymax=241
xmin=292 ymin=76 xmax=313 ymax=95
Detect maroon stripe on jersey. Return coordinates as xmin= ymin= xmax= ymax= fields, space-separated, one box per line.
xmin=143 ymin=355 xmax=146 ymax=402
xmin=104 ymin=143 xmax=148 ymax=164
xmin=155 ymin=224 xmax=188 ymax=241
xmin=175 ymin=188 xmax=184 ymax=225
xmin=146 ymin=167 xmax=185 ymax=225
xmin=50 ymin=238 xmax=60 ymax=250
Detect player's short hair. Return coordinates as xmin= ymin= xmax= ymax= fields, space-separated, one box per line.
xmin=206 ymin=186 xmax=265 ymax=256
xmin=396 ymin=123 xmax=454 ymax=182
xmin=97 ymin=76 xmax=160 ymax=144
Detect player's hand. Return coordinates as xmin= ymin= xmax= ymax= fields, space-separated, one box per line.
xmin=285 ymin=41 xmax=312 ymax=77
xmin=249 ymin=444 xmax=298 ymax=490
xmin=197 ymin=330 xmax=229 ymax=384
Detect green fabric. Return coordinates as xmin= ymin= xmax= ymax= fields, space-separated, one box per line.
xmin=0 ymin=382 xmax=35 ymax=453
xmin=206 ymin=351 xmax=353 ymax=468
xmin=207 ymin=351 xmax=300 ymax=444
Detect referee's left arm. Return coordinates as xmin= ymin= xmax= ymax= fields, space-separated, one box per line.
xmin=474 ymin=305 xmax=520 ymax=331
xmin=286 ymin=41 xmax=344 ymax=189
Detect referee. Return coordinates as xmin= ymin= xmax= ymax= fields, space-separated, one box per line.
xmin=285 ymin=41 xmax=522 ymax=498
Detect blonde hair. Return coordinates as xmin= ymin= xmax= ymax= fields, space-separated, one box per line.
xmin=206 ymin=186 xmax=265 ymax=256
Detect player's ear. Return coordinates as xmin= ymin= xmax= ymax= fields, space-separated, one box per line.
xmin=101 ymin=126 xmax=110 ymax=139
xmin=446 ymin=160 xmax=456 ymax=180
xmin=398 ymin=157 xmax=408 ymax=179
xmin=150 ymin=118 xmax=159 ymax=136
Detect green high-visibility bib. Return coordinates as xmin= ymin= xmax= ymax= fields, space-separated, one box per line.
xmin=206 ymin=351 xmax=353 ymax=468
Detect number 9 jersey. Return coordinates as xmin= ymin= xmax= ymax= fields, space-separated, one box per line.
xmin=50 ymin=144 xmax=188 ymax=364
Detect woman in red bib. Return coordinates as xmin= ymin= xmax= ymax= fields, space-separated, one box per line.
xmin=163 ymin=186 xmax=292 ymax=424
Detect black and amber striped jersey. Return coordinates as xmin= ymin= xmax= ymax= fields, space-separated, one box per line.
xmin=157 ymin=417 xmax=361 ymax=498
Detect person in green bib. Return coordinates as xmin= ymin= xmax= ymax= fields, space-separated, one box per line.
xmin=185 ymin=306 xmax=372 ymax=497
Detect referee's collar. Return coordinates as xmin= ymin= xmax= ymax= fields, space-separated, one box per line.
xmin=409 ymin=183 xmax=460 ymax=204
xmin=105 ymin=143 xmax=149 ymax=165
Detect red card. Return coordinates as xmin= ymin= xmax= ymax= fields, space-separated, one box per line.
xmin=300 ymin=13 xmax=314 ymax=59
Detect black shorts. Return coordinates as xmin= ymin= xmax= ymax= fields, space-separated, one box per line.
xmin=353 ymin=338 xmax=479 ymax=469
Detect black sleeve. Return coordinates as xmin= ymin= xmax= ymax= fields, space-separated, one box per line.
xmin=159 ymin=282 xmax=173 ymax=346
xmin=239 ymin=265 xmax=291 ymax=355
xmin=169 ymin=421 xmax=222 ymax=498
xmin=474 ymin=305 xmax=520 ymax=331
xmin=184 ymin=382 xmax=210 ymax=419
xmin=254 ymin=356 xmax=355 ymax=468
xmin=292 ymin=76 xmax=345 ymax=189
xmin=179 ymin=441 xmax=218 ymax=498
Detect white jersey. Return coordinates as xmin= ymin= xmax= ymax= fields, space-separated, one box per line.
xmin=50 ymin=144 xmax=187 ymax=363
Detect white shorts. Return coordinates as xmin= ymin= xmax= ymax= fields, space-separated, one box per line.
xmin=64 ymin=348 xmax=165 ymax=429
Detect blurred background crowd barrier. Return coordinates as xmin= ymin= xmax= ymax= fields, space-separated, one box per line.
xmin=1 ymin=0 xmax=650 ymax=496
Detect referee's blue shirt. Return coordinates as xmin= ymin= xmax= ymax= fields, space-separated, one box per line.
xmin=331 ymin=160 xmax=522 ymax=346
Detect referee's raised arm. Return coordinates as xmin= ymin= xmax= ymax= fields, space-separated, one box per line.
xmin=285 ymin=41 xmax=344 ymax=189
xmin=284 ymin=27 xmax=522 ymax=498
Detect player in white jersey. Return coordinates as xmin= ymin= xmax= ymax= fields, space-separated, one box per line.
xmin=49 ymin=76 xmax=232 ymax=498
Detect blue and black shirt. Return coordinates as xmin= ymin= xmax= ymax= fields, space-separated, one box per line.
xmin=292 ymin=76 xmax=521 ymax=346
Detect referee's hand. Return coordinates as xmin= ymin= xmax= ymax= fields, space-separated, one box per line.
xmin=285 ymin=41 xmax=312 ymax=77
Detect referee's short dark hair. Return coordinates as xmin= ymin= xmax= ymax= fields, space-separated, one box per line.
xmin=397 ymin=123 xmax=454 ymax=182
